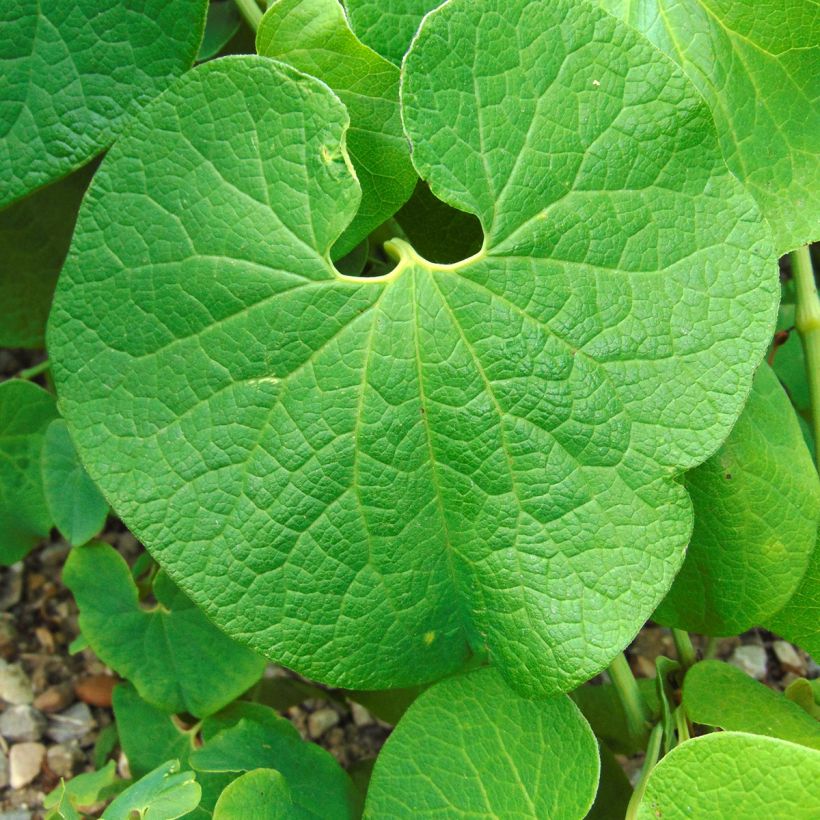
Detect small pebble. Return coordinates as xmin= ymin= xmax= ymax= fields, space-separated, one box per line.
xmin=75 ymin=674 xmax=116 ymax=708
xmin=0 ymin=616 xmax=16 ymax=660
xmin=350 ymin=702 xmax=374 ymax=727
xmin=8 ymin=742 xmax=45 ymax=789
xmin=0 ymin=660 xmax=34 ymax=705
xmin=0 ymin=746 xmax=8 ymax=789
xmin=46 ymin=702 xmax=96 ymax=743
xmin=46 ymin=743 xmax=81 ymax=779
xmin=308 ymin=707 xmax=340 ymax=739
xmin=0 ymin=705 xmax=47 ymax=743
xmin=772 ymin=641 xmax=805 ymax=676
xmin=729 ymin=644 xmax=768 ymax=680
xmin=33 ymin=683 xmax=74 ymax=714
xmin=0 ymin=563 xmax=23 ymax=611
xmin=0 ymin=811 xmax=34 ymax=820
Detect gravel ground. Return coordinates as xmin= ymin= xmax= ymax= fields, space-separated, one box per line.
xmin=1 ymin=348 xmax=817 ymax=818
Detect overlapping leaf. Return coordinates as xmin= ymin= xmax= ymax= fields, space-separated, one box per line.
xmin=636 ymin=733 xmax=820 ymax=819
xmin=654 ymin=363 xmax=820 ymax=634
xmin=257 ymin=0 xmax=417 ymax=256
xmin=51 ymin=0 xmax=777 ymax=695
xmin=603 ymin=0 xmax=820 ymax=255
xmin=365 ymin=667 xmax=599 ymax=818
xmin=0 ymin=380 xmax=58 ymax=564
xmin=344 ymin=0 xmax=438 ymax=65
xmin=1 ymin=0 xmax=208 ymax=207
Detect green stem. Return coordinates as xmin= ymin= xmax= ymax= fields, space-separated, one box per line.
xmin=233 ymin=0 xmax=263 ymax=30
xmin=674 ymin=705 xmax=690 ymax=744
xmin=672 ymin=628 xmax=697 ymax=670
xmin=625 ymin=723 xmax=664 ymax=820
xmin=703 ymin=636 xmax=718 ymax=660
xmin=17 ymin=359 xmax=50 ymax=381
xmin=608 ymin=653 xmax=650 ymax=746
xmin=791 ymin=245 xmax=820 ymax=473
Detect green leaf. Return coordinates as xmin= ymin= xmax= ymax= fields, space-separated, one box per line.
xmin=636 ymin=733 xmax=820 ymax=820
xmin=365 ymin=667 xmax=600 ymax=818
xmin=602 ymin=0 xmax=820 ymax=256
xmin=198 ymin=1 xmax=241 ymax=62
xmin=684 ymin=660 xmax=820 ymax=751
xmin=1 ymin=0 xmax=209 ymax=206
xmin=655 ymin=363 xmax=820 ymax=634
xmin=344 ymin=0 xmax=438 ymax=65
xmin=0 ymin=380 xmax=58 ymax=564
xmin=51 ymin=1 xmax=777 ymax=696
xmin=191 ymin=716 xmax=357 ymax=820
xmin=571 ymin=679 xmax=660 ymax=757
xmin=0 ymin=163 xmax=95 ymax=348
xmin=44 ymin=761 xmax=119 ymax=820
xmin=256 ymin=0 xmax=416 ymax=257
xmin=654 ymin=656 xmax=681 ymax=755
xmin=344 ymin=686 xmax=424 ymax=726
xmin=212 ymin=769 xmax=293 ymax=819
xmin=41 ymin=419 xmax=108 ymax=546
xmin=765 ymin=526 xmax=820 ymax=658
xmin=103 ymin=760 xmax=202 ymax=820
xmin=586 ymin=745 xmax=632 ymax=820
xmin=64 ymin=543 xmax=264 ymax=716
xmin=785 ymin=677 xmax=820 ymax=720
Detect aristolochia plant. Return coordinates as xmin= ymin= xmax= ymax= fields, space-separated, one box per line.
xmin=2 ymin=0 xmax=819 ymax=817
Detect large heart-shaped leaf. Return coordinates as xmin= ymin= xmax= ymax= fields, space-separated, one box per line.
xmin=365 ymin=667 xmax=600 ymax=818
xmin=0 ymin=0 xmax=208 ymax=207
xmin=636 ymin=733 xmax=820 ymax=820
xmin=654 ymin=363 xmax=820 ymax=634
xmin=50 ymin=0 xmax=777 ymax=695
xmin=257 ymin=0 xmax=417 ymax=256
xmin=0 ymin=380 xmax=58 ymax=564
xmin=603 ymin=0 xmax=820 ymax=256
xmin=683 ymin=660 xmax=820 ymax=751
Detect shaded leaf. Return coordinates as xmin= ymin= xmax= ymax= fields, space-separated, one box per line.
xmin=103 ymin=760 xmax=201 ymax=820
xmin=198 ymin=1 xmax=241 ymax=62
xmin=212 ymin=769 xmax=293 ymax=819
xmin=585 ymin=745 xmax=632 ymax=820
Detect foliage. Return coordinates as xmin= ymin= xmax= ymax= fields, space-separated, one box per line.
xmin=2 ymin=0 xmax=819 ymax=816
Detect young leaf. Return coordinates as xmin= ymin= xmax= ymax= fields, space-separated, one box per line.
xmin=365 ymin=667 xmax=600 ymax=818
xmin=0 ymin=380 xmax=58 ymax=564
xmin=636 ymin=733 xmax=820 ymax=820
xmin=64 ymin=543 xmax=264 ymax=717
xmin=190 ymin=716 xmax=357 ymax=819
xmin=764 ymin=526 xmax=820 ymax=663
xmin=41 ymin=419 xmax=108 ymax=546
xmin=103 ymin=760 xmax=202 ymax=820
xmin=1 ymin=0 xmax=209 ymax=207
xmin=256 ymin=0 xmax=417 ymax=257
xmin=0 ymin=163 xmax=95 ymax=348
xmin=602 ymin=0 xmax=820 ymax=256
xmin=44 ymin=761 xmax=119 ymax=820
xmin=198 ymin=1 xmax=241 ymax=62
xmin=344 ymin=0 xmax=438 ymax=65
xmin=50 ymin=0 xmax=778 ymax=696
xmin=212 ymin=769 xmax=293 ymax=819
xmin=683 ymin=661 xmax=820 ymax=751
xmin=654 ymin=363 xmax=820 ymax=634
xmin=785 ymin=678 xmax=820 ymax=721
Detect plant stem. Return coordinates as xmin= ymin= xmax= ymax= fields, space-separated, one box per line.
xmin=703 ymin=636 xmax=718 ymax=660
xmin=608 ymin=653 xmax=650 ymax=745
xmin=625 ymin=723 xmax=664 ymax=820
xmin=233 ymin=0 xmax=262 ymax=30
xmin=791 ymin=245 xmax=820 ymax=472
xmin=17 ymin=359 xmax=50 ymax=381
xmin=672 ymin=628 xmax=697 ymax=670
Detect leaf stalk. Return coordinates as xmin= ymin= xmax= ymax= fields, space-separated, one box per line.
xmin=608 ymin=653 xmax=650 ymax=747
xmin=233 ymin=0 xmax=263 ymax=31
xmin=625 ymin=722 xmax=664 ymax=820
xmin=671 ymin=628 xmax=697 ymax=670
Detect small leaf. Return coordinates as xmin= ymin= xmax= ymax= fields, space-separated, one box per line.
xmin=191 ymin=715 xmax=357 ymax=820
xmin=198 ymin=1 xmax=241 ymax=62
xmin=366 ymin=667 xmax=600 ymax=818
xmin=603 ymin=0 xmax=820 ymax=255
xmin=64 ymin=543 xmax=264 ymax=716
xmin=0 ymin=163 xmax=95 ymax=348
xmin=344 ymin=0 xmax=438 ymax=64
xmin=636 ymin=733 xmax=820 ymax=820
xmin=257 ymin=0 xmax=417 ymax=256
xmin=764 ymin=523 xmax=820 ymax=657
xmin=103 ymin=760 xmax=201 ymax=820
xmin=1 ymin=0 xmax=209 ymax=206
xmin=683 ymin=660 xmax=820 ymax=751
xmin=44 ymin=761 xmax=119 ymax=820
xmin=212 ymin=769 xmax=293 ymax=819
xmin=785 ymin=678 xmax=820 ymax=720
xmin=0 ymin=380 xmax=58 ymax=564
xmin=655 ymin=364 xmax=820 ymax=634
xmin=41 ymin=419 xmax=108 ymax=546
